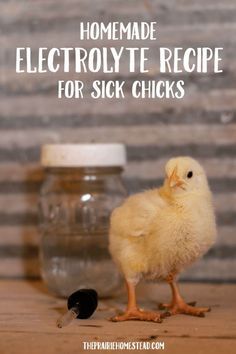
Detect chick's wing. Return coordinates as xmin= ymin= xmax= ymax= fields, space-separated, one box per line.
xmin=110 ymin=190 xmax=166 ymax=239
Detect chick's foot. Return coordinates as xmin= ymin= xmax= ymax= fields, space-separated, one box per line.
xmin=111 ymin=280 xmax=163 ymax=322
xmin=163 ymin=277 xmax=211 ymax=317
xmin=110 ymin=308 xmax=163 ymax=323
xmin=163 ymin=300 xmax=211 ymax=317
xmin=159 ymin=301 xmax=196 ymax=310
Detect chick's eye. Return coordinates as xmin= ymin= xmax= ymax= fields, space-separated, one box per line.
xmin=187 ymin=171 xmax=193 ymax=178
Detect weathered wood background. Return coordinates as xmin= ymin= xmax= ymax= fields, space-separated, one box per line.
xmin=0 ymin=0 xmax=235 ymax=282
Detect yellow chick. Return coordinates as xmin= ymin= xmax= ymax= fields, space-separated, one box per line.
xmin=109 ymin=156 xmax=217 ymax=322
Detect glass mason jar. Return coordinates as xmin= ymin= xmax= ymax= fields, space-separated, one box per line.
xmin=39 ymin=144 xmax=127 ymax=298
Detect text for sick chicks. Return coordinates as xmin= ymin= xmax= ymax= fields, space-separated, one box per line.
xmin=15 ymin=22 xmax=223 ymax=99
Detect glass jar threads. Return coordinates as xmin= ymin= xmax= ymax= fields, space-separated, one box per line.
xmin=39 ymin=144 xmax=127 ymax=297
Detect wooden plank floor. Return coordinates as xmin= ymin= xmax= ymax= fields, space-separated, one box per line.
xmin=0 ymin=280 xmax=235 ymax=354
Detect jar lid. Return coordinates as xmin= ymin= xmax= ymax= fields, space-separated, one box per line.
xmin=41 ymin=144 xmax=127 ymax=167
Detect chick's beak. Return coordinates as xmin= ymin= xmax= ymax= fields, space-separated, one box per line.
xmin=168 ymin=166 xmax=186 ymax=189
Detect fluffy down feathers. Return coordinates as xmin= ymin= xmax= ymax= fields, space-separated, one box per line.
xmin=109 ymin=157 xmax=217 ymax=284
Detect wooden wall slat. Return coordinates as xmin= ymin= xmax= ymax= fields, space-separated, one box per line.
xmin=1 ymin=145 xmax=236 ymax=163
xmin=1 ymin=110 xmax=235 ymax=128
xmin=2 ymin=90 xmax=236 ymax=117
xmin=1 ymin=257 xmax=235 ymax=282
xmin=1 ymin=0 xmax=236 ymax=24
xmin=0 ymin=226 xmax=39 ymax=246
xmin=2 ymin=192 xmax=236 ymax=214
xmin=0 ymin=225 xmax=235 ymax=248
xmin=182 ymin=258 xmax=236 ymax=282
xmin=1 ymin=1 xmax=236 ymax=24
xmin=1 ymin=158 xmax=236 ymax=181
xmin=0 ymin=125 xmax=236 ymax=148
xmin=1 ymin=225 xmax=234 ymax=247
xmin=2 ymin=73 xmax=235 ymax=95
xmin=2 ymin=25 xmax=236 ymax=51
xmin=3 ymin=64 xmax=236 ymax=87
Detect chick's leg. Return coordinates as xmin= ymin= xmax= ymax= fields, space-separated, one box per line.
xmin=111 ymin=280 xmax=162 ymax=322
xmin=161 ymin=275 xmax=211 ymax=317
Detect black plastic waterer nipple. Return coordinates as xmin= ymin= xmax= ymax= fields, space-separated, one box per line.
xmin=57 ymin=289 xmax=98 ymax=328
